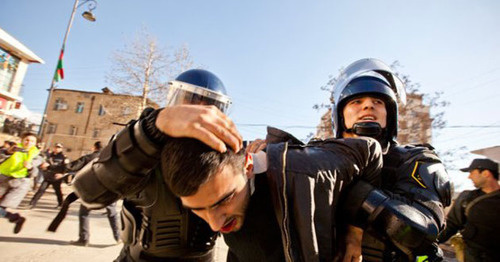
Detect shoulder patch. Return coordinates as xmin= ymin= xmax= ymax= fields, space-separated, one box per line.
xmin=410 ymin=161 xmax=427 ymax=188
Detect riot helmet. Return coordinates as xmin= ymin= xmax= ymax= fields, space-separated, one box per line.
xmin=167 ymin=69 xmax=232 ymax=113
xmin=331 ymin=58 xmax=406 ymax=143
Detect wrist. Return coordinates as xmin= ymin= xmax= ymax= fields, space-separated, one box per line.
xmin=141 ymin=108 xmax=169 ymax=145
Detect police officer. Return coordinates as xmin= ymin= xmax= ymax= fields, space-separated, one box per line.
xmin=331 ymin=59 xmax=452 ymax=261
xmin=438 ymin=158 xmax=500 ymax=261
xmin=72 ymin=69 xmax=242 ymax=261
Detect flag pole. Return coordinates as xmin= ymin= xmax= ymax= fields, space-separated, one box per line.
xmin=38 ymin=0 xmax=80 ymax=138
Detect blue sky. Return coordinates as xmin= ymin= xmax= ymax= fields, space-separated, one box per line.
xmin=2 ymin=0 xmax=499 ymax=189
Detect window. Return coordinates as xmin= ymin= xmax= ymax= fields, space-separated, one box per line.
xmin=98 ymin=105 xmax=106 ymax=116
xmin=92 ymin=129 xmax=100 ymax=138
xmin=0 ymin=47 xmax=20 ymax=92
xmin=47 ymin=123 xmax=57 ymax=134
xmin=69 ymin=125 xmax=77 ymax=136
xmin=54 ymin=98 xmax=68 ymax=111
xmin=75 ymin=102 xmax=84 ymax=113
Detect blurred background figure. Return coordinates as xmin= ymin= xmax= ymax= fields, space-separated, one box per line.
xmin=0 ymin=132 xmax=39 ymax=233
xmin=64 ymin=141 xmax=121 ymax=247
xmin=438 ymin=158 xmax=500 ymax=262
xmin=29 ymin=143 xmax=67 ymax=209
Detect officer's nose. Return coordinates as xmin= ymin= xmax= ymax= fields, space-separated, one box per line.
xmin=361 ymin=99 xmax=376 ymax=109
xmin=205 ymin=208 xmax=226 ymax=232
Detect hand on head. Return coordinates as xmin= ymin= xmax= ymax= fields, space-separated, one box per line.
xmin=156 ymin=105 xmax=243 ymax=153
xmin=245 ymin=139 xmax=267 ymax=154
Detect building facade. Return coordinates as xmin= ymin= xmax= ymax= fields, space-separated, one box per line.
xmin=41 ymin=88 xmax=158 ymax=160
xmin=316 ymin=93 xmax=432 ymax=145
xmin=0 ymin=27 xmax=44 ymax=124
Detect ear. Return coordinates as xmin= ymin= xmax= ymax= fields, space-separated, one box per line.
xmin=244 ymin=153 xmax=254 ymax=179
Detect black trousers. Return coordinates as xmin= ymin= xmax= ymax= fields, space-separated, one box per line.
xmin=30 ymin=179 xmax=63 ymax=207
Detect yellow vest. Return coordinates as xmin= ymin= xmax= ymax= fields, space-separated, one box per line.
xmin=0 ymin=145 xmax=40 ymax=178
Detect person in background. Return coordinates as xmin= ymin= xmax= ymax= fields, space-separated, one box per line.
xmin=29 ymin=143 xmax=67 ymax=209
xmin=0 ymin=140 xmax=16 ymax=163
xmin=0 ymin=132 xmax=39 ymax=233
xmin=64 ymin=141 xmax=121 ymax=246
xmin=438 ymin=158 xmax=500 ymax=262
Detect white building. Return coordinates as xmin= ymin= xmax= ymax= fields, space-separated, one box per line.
xmin=0 ymin=27 xmax=44 ymax=126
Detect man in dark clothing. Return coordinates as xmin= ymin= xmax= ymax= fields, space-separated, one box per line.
xmin=29 ymin=143 xmax=67 ymax=208
xmin=161 ymin=129 xmax=383 ymax=262
xmin=63 ymin=141 xmax=121 ymax=246
xmin=438 ymin=158 xmax=500 ymax=262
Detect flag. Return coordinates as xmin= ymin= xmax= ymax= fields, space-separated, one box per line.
xmin=53 ymin=48 xmax=64 ymax=82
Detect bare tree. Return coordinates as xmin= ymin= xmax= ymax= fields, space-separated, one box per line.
xmin=107 ymin=29 xmax=194 ymax=116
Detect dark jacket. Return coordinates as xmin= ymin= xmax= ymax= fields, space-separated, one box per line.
xmin=438 ymin=189 xmax=500 ymax=261
xmin=44 ymin=151 xmax=67 ymax=182
xmin=356 ymin=143 xmax=451 ymax=261
xmin=264 ymin=127 xmax=383 ymax=262
xmin=65 ymin=150 xmax=100 ymax=172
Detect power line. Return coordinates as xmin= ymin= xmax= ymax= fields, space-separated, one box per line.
xmin=236 ymin=123 xmax=500 ymax=129
xmin=444 ymin=125 xmax=500 ymax=128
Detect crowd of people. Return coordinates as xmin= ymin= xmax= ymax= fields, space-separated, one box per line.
xmin=1 ymin=60 xmax=499 ymax=262
xmin=2 ymin=116 xmax=36 ymax=136
xmin=0 ymin=134 xmax=119 ymax=247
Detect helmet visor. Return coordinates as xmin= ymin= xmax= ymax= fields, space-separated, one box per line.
xmin=334 ymin=58 xmax=406 ymax=105
xmin=167 ymin=81 xmax=232 ymax=113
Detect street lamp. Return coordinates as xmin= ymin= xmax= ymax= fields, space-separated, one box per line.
xmin=38 ymin=0 xmax=97 ymax=138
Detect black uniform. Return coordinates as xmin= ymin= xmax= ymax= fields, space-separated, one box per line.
xmin=438 ymin=189 xmax=500 ymax=262
xmin=72 ymin=110 xmax=216 ymax=262
xmin=342 ymin=143 xmax=451 ymax=261
xmin=30 ymin=151 xmax=67 ymax=207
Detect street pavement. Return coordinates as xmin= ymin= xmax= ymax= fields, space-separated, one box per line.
xmin=0 ymin=184 xmax=124 ymax=261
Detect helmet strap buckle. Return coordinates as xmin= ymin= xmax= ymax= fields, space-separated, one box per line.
xmin=347 ymin=122 xmax=383 ymax=137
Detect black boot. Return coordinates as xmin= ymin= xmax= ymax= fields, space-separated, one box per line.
xmin=7 ymin=213 xmax=26 ymax=234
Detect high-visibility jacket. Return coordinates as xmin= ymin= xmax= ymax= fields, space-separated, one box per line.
xmin=0 ymin=145 xmax=39 ymax=178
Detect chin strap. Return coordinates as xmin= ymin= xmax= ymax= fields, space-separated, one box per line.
xmin=345 ymin=122 xmax=383 ymax=137
xmin=345 ymin=122 xmax=391 ymax=149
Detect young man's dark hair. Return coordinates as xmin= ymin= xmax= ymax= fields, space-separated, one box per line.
xmin=20 ymin=132 xmax=38 ymax=140
xmin=161 ymin=138 xmax=245 ymax=196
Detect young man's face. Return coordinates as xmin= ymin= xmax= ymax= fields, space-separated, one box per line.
xmin=468 ymin=169 xmax=487 ymax=188
xmin=22 ymin=135 xmax=37 ymax=149
xmin=54 ymin=146 xmax=63 ymax=153
xmin=342 ymin=95 xmax=387 ymax=138
xmin=181 ymin=162 xmax=252 ymax=234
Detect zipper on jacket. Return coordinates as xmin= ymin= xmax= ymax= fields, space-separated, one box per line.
xmin=281 ymin=142 xmax=293 ymax=262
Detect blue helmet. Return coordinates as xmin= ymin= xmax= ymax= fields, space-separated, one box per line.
xmin=167 ymin=69 xmax=232 ymax=113
xmin=331 ymin=58 xmax=406 ymax=143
